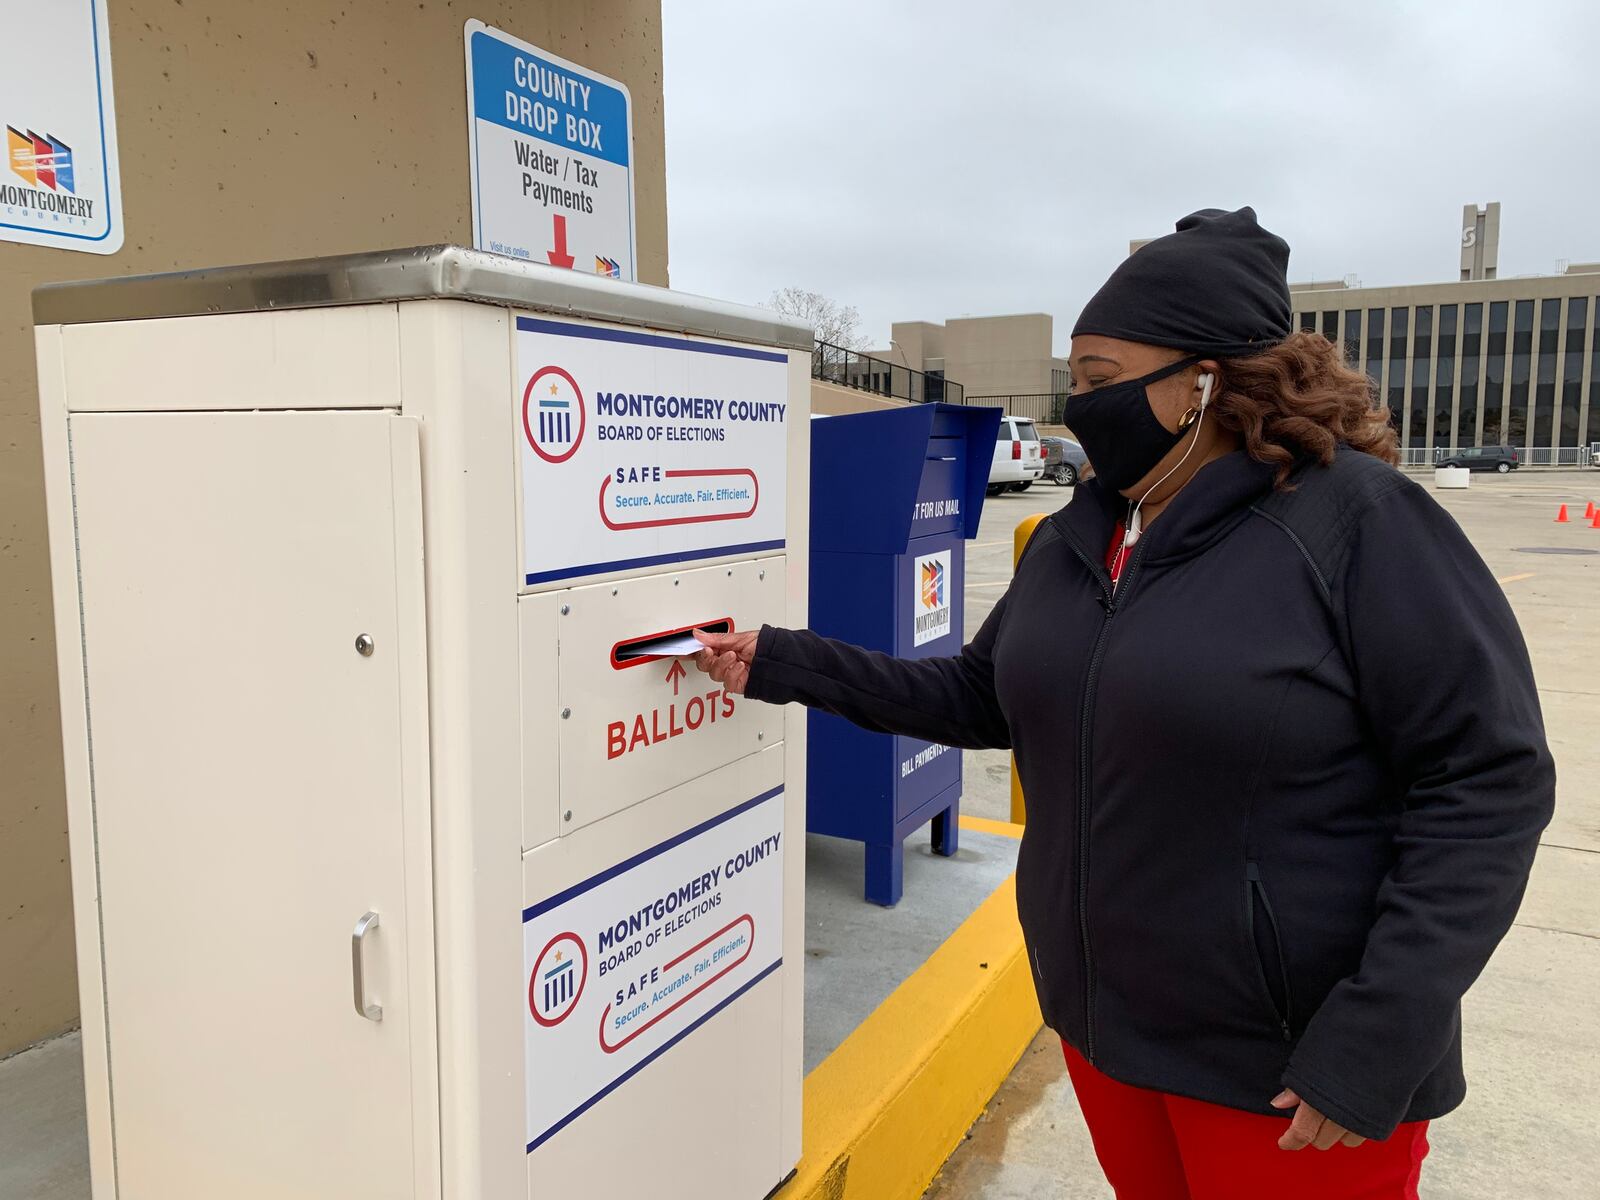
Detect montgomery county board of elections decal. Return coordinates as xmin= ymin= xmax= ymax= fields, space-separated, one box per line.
xmin=522 ymin=788 xmax=785 ymax=1153
xmin=464 ymin=20 xmax=635 ymax=279
xmin=515 ymin=315 xmax=790 ymax=587
xmin=913 ymin=549 xmax=953 ymax=646
xmin=0 ymin=0 xmax=123 ymax=254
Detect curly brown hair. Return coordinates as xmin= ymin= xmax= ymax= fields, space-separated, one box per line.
xmin=1210 ymin=331 xmax=1399 ymax=486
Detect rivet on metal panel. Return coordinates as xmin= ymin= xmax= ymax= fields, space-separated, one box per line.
xmin=354 ymin=634 xmax=375 ymax=657
xmin=674 ymin=578 xmax=680 ymax=586
xmin=757 ymin=731 xmax=765 ymax=742
xmin=561 ymin=708 xmax=572 ymax=719
xmin=560 ymin=604 xmax=571 ymax=615
xmin=564 ymin=810 xmax=573 ymax=823
xmin=759 ymin=570 xmax=766 ymax=581
xmin=612 ymin=588 xmax=619 ymax=596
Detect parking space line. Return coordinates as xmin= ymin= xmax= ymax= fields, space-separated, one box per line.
xmin=1497 ymin=572 xmax=1537 ymax=585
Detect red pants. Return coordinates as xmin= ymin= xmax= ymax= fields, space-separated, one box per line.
xmin=1062 ymin=1043 xmax=1429 ymax=1200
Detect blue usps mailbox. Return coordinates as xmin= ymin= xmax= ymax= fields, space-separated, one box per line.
xmin=807 ymin=403 xmax=1001 ymax=905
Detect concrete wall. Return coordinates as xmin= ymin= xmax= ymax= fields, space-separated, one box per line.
xmin=811 ymin=379 xmax=911 ymax=416
xmin=0 ymin=0 xmax=668 ymax=1056
xmin=874 ymin=313 xmax=1065 ymax=399
xmin=944 ymin=313 xmax=1056 ymax=397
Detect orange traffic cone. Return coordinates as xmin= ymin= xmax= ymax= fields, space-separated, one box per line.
xmin=1587 ymin=501 xmax=1597 ymax=520
xmin=1592 ymin=510 xmax=1600 ymax=530
xmin=1555 ymin=504 xmax=1569 ymax=523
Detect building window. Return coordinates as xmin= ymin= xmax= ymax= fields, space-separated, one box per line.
xmin=1507 ymin=299 xmax=1534 ymax=446
xmin=1435 ymin=305 xmax=1457 ymax=450
xmin=1484 ymin=300 xmax=1508 ymax=444
xmin=1561 ymin=299 xmax=1585 ymax=450
xmin=1322 ymin=311 xmax=1338 ymax=344
xmin=1299 ymin=311 xmax=1317 ymax=333
xmin=1411 ymin=306 xmax=1433 ymax=451
xmin=1387 ymin=307 xmax=1409 ymax=443
xmin=927 ymin=370 xmax=946 ymax=404
xmin=1344 ymin=309 xmax=1361 ymax=371
xmin=1457 ymin=303 xmax=1481 ymax=450
xmin=1365 ymin=307 xmax=1385 ymax=390
xmin=1534 ymin=298 xmax=1560 ymax=452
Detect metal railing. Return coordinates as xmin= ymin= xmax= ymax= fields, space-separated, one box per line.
xmin=964 ymin=393 xmax=1070 ymax=425
xmin=811 ymin=341 xmax=963 ymax=406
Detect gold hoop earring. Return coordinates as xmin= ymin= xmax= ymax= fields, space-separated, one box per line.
xmin=1178 ymin=407 xmax=1201 ymax=430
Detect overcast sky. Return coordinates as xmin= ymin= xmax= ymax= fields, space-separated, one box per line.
xmin=662 ymin=0 xmax=1599 ymax=355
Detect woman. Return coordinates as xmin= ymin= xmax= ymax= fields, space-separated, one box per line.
xmin=695 ymin=207 xmax=1553 ymax=1199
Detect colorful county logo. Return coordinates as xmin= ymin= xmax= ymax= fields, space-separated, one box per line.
xmin=920 ymin=557 xmax=944 ymax=609
xmin=529 ymin=932 xmax=587 ymax=1027
xmin=522 ymin=365 xmax=586 ymax=463
xmin=913 ymin=550 xmax=952 ymax=647
xmin=7 ymin=126 xmax=74 ymax=192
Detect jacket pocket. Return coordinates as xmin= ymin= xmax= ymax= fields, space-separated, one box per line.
xmin=1245 ymin=862 xmax=1293 ymax=1042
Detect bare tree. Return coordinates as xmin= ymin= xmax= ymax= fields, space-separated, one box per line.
xmin=767 ymin=287 xmax=867 ymax=350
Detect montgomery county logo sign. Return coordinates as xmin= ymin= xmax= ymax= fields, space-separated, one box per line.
xmin=913 ymin=549 xmax=952 ymax=647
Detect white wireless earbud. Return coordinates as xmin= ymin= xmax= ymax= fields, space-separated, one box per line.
xmin=1198 ymin=372 xmax=1214 ymax=410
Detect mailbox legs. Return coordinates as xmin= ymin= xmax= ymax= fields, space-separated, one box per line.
xmin=865 ymin=842 xmax=904 ymax=907
xmin=931 ymin=804 xmax=959 ymax=858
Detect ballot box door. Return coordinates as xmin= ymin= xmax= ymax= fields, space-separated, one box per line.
xmin=65 ymin=411 xmax=439 ymax=1200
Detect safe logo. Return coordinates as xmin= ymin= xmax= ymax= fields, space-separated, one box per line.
xmin=7 ymin=127 xmax=74 ymax=192
xmin=594 ymin=255 xmax=620 ymax=278
xmin=522 ymin=365 xmax=586 ymax=464
xmin=529 ymin=932 xmax=588 ymax=1027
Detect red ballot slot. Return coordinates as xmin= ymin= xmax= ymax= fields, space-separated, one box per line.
xmin=610 ymin=617 xmax=733 ymax=669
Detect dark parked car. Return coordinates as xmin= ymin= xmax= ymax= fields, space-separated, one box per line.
xmin=1041 ymin=436 xmax=1090 ymax=486
xmin=1438 ymin=445 xmax=1520 ymax=473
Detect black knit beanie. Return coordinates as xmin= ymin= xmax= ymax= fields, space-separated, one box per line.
xmin=1072 ymin=207 xmax=1292 ymax=358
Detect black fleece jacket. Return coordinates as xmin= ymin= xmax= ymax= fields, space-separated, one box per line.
xmin=747 ymin=446 xmax=1554 ymax=1140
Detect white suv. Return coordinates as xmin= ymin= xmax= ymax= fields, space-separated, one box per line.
xmin=989 ymin=415 xmax=1045 ymax=494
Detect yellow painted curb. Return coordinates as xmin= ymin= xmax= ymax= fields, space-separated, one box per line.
xmin=957 ymin=814 xmax=1024 ymax=840
xmin=780 ymin=875 xmax=1043 ymax=1200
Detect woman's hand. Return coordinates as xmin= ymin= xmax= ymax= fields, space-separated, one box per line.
xmin=692 ymin=629 xmax=759 ymax=695
xmin=1270 ymin=1089 xmax=1366 ymax=1151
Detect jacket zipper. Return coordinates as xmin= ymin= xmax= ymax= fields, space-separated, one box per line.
xmin=1061 ymin=529 xmax=1148 ymax=1063
xmin=1245 ymin=862 xmax=1294 ymax=1042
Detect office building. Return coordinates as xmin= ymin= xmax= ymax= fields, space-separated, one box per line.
xmin=1289 ymin=205 xmax=1599 ymax=464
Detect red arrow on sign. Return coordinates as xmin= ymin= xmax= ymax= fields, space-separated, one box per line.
xmin=665 ymin=658 xmax=687 ymax=696
xmin=547 ymin=213 xmax=575 ymax=269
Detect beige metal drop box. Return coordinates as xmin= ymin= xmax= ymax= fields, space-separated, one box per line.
xmin=34 ymin=247 xmax=812 ymax=1200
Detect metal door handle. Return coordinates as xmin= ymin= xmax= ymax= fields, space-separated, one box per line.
xmin=352 ymin=910 xmax=383 ymax=1021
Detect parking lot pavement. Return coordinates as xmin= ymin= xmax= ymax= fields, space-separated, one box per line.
xmin=934 ymin=469 xmax=1600 ymax=1199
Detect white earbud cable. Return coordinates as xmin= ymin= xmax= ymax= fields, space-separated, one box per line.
xmin=1123 ymin=373 xmax=1213 ymax=553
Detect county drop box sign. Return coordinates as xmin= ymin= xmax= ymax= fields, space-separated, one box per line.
xmin=515 ymin=316 xmax=790 ymax=587
xmin=465 ymin=20 xmax=636 ymax=279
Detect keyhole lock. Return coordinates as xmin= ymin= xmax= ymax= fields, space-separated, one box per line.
xmin=354 ymin=634 xmax=375 ymax=657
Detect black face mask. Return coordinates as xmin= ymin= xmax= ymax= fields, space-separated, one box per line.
xmin=1062 ymin=354 xmax=1202 ymax=493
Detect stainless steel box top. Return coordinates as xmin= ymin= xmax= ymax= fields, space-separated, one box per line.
xmin=32 ymin=244 xmax=813 ymax=351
